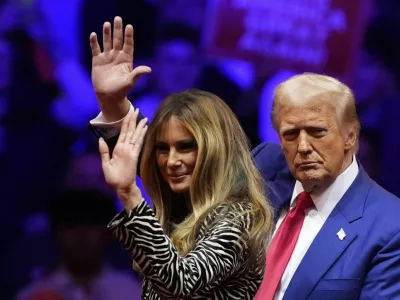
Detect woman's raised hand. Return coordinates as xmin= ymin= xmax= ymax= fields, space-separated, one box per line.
xmin=98 ymin=109 xmax=148 ymax=210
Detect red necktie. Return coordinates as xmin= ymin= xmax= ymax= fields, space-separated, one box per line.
xmin=255 ymin=191 xmax=314 ymax=300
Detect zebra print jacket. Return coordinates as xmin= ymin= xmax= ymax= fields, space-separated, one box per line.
xmin=108 ymin=199 xmax=266 ymax=299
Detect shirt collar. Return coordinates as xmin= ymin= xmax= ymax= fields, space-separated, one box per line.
xmin=290 ymin=155 xmax=359 ymax=220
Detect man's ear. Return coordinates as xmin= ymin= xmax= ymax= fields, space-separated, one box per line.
xmin=344 ymin=124 xmax=358 ymax=151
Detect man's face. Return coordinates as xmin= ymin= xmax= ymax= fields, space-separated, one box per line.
xmin=353 ymin=51 xmax=387 ymax=103
xmin=64 ymin=154 xmax=114 ymax=196
xmin=277 ymin=102 xmax=354 ymax=192
xmin=58 ymin=226 xmax=107 ymax=267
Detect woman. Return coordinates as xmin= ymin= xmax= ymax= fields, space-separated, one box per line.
xmin=92 ymin=18 xmax=275 ymax=299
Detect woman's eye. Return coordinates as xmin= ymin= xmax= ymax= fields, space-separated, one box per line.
xmin=155 ymin=144 xmax=169 ymax=151
xmin=180 ymin=142 xmax=197 ymax=150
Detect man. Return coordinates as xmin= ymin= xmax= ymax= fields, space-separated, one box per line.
xmin=88 ymin=17 xmax=400 ymax=299
xmin=252 ymin=74 xmax=400 ymax=299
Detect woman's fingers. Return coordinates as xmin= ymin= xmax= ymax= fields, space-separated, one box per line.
xmin=128 ymin=117 xmax=148 ymax=147
xmin=125 ymin=110 xmax=140 ymax=145
xmin=117 ymin=109 xmax=138 ymax=144
xmin=132 ymin=124 xmax=148 ymax=156
xmin=98 ymin=138 xmax=110 ymax=164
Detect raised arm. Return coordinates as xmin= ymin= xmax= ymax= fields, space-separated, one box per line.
xmin=89 ymin=17 xmax=150 ymax=155
xmin=89 ymin=16 xmax=151 ymax=122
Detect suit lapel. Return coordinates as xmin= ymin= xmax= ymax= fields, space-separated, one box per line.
xmin=282 ymin=166 xmax=372 ymax=300
xmin=282 ymin=208 xmax=357 ymax=299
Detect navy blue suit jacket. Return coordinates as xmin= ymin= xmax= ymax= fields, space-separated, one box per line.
xmin=252 ymin=142 xmax=400 ymax=300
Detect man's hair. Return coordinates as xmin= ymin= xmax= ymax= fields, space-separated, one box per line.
xmin=271 ymin=73 xmax=361 ymax=138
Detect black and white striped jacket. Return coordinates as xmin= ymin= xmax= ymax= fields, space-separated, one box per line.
xmin=108 ymin=200 xmax=265 ymax=299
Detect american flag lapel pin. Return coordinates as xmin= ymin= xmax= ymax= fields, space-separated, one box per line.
xmin=337 ymin=228 xmax=346 ymax=241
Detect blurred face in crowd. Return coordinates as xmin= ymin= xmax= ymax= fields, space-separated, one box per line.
xmin=155 ymin=40 xmax=202 ymax=96
xmin=64 ymin=153 xmax=114 ymax=196
xmin=353 ymin=51 xmax=393 ymax=103
xmin=156 ymin=116 xmax=198 ymax=194
xmin=277 ymin=100 xmax=356 ymax=194
xmin=58 ymin=225 xmax=108 ymax=271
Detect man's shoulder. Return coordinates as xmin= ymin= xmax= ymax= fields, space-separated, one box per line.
xmin=360 ymin=179 xmax=400 ymax=244
xmin=366 ymin=180 xmax=400 ymax=217
xmin=251 ymin=142 xmax=290 ymax=181
xmin=252 ymin=142 xmax=282 ymax=159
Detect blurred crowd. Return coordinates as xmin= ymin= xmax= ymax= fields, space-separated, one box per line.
xmin=1 ymin=0 xmax=400 ymax=298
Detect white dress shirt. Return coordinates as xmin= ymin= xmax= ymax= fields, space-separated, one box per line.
xmin=273 ymin=157 xmax=359 ymax=300
xmin=90 ymin=104 xmax=135 ymax=139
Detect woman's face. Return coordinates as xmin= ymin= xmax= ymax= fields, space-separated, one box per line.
xmin=156 ymin=116 xmax=198 ymax=194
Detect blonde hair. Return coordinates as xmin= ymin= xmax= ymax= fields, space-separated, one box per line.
xmin=272 ymin=73 xmax=360 ymax=137
xmin=140 ymin=89 xmax=274 ymax=263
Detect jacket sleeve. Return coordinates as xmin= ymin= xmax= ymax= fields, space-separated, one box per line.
xmin=88 ymin=102 xmax=146 ymax=154
xmin=360 ymin=231 xmax=400 ymax=299
xmin=108 ymin=200 xmax=259 ymax=298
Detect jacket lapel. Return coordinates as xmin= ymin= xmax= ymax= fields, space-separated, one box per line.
xmin=282 ymin=208 xmax=357 ymax=299
xmin=283 ymin=167 xmax=372 ymax=300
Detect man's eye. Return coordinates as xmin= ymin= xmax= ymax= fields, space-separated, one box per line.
xmin=313 ymin=129 xmax=327 ymax=136
xmin=283 ymin=130 xmax=298 ymax=138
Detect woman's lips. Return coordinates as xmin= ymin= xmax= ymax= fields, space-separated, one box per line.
xmin=169 ymin=174 xmax=187 ymax=182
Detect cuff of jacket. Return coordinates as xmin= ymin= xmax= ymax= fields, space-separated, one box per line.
xmin=107 ymin=199 xmax=149 ymax=229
